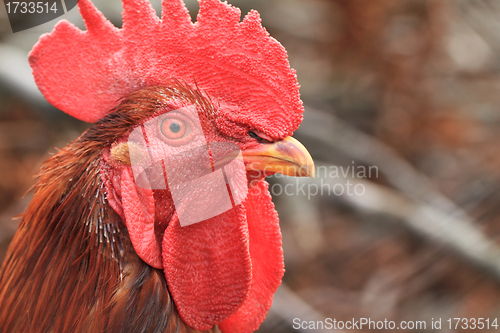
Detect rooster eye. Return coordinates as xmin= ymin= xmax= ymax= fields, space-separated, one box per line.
xmin=249 ymin=131 xmax=272 ymax=143
xmin=161 ymin=117 xmax=188 ymax=139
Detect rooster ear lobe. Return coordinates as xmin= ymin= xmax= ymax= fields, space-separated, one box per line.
xmin=120 ymin=167 xmax=163 ymax=269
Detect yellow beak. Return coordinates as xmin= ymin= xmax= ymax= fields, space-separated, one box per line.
xmin=242 ymin=136 xmax=315 ymax=178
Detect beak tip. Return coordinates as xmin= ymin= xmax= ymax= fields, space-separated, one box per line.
xmin=243 ymin=136 xmax=315 ymax=179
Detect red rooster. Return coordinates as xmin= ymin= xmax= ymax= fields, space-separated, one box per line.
xmin=0 ymin=0 xmax=314 ymax=332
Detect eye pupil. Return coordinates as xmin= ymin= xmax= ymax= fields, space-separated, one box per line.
xmin=170 ymin=123 xmax=181 ymax=133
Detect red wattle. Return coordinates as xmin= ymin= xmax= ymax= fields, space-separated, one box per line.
xmin=162 ymin=208 xmax=252 ymax=330
xmin=219 ymin=180 xmax=284 ymax=333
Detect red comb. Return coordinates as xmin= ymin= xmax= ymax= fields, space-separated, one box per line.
xmin=29 ymin=0 xmax=304 ymax=137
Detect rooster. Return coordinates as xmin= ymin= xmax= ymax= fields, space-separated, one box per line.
xmin=0 ymin=0 xmax=314 ymax=332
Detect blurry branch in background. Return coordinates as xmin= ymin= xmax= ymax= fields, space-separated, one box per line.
xmin=298 ymin=106 xmax=473 ymax=222
xmin=270 ymin=284 xmax=345 ymax=333
xmin=293 ymin=106 xmax=500 ymax=280
xmin=294 ymin=163 xmax=500 ymax=280
xmin=458 ymin=0 xmax=500 ymax=58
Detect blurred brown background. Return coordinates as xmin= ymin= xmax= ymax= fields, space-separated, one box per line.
xmin=2 ymin=0 xmax=500 ymax=332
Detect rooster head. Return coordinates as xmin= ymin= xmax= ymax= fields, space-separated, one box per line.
xmin=28 ymin=0 xmax=314 ymax=331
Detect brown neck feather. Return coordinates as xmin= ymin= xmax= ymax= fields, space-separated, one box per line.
xmin=0 ymin=84 xmax=219 ymax=333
